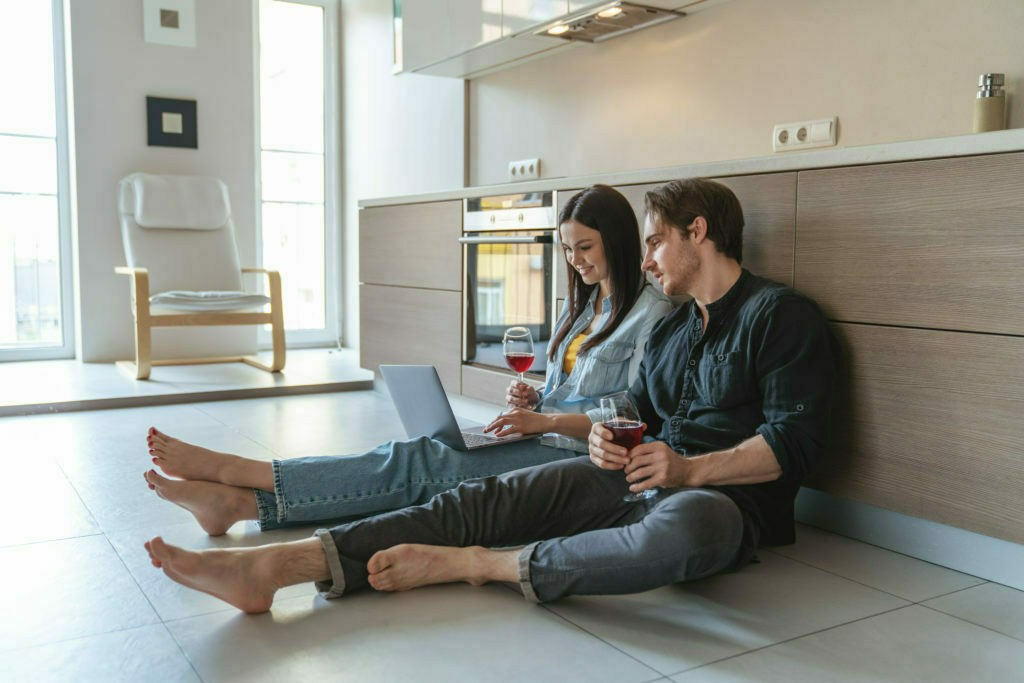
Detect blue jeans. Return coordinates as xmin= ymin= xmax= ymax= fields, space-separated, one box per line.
xmin=253 ymin=436 xmax=576 ymax=529
xmin=314 ymin=456 xmax=749 ymax=603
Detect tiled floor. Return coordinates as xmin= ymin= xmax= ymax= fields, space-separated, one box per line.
xmin=2 ymin=389 xmax=1023 ymax=682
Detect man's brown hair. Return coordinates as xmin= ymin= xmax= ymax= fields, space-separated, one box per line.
xmin=643 ymin=178 xmax=744 ymax=264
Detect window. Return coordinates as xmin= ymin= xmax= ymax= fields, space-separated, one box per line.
xmin=0 ymin=0 xmax=73 ymax=360
xmin=256 ymin=0 xmax=339 ymax=346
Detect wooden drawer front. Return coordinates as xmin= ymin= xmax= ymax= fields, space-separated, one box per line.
xmin=359 ymin=284 xmax=462 ymax=394
xmin=795 ymin=152 xmax=1024 ymax=334
xmin=359 ymin=200 xmax=462 ymax=290
xmin=461 ymin=364 xmax=544 ymax=406
xmin=807 ymin=322 xmax=1024 ymax=544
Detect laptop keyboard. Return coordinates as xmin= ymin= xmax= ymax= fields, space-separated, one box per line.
xmin=461 ymin=431 xmax=501 ymax=448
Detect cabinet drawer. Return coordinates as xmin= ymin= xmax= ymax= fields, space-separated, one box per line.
xmin=795 ymin=152 xmax=1024 ymax=334
xmin=359 ymin=284 xmax=462 ymax=394
xmin=359 ymin=200 xmax=462 ymax=291
xmin=808 ymin=322 xmax=1024 ymax=544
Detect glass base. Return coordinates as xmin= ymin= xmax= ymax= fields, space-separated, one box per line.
xmin=623 ymin=487 xmax=659 ymax=503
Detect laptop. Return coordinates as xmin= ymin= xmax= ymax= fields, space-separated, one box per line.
xmin=380 ymin=365 xmax=541 ymax=451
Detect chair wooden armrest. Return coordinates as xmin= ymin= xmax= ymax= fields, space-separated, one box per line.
xmin=241 ymin=267 xmax=279 ymax=274
xmin=115 ymin=266 xmax=149 ymax=276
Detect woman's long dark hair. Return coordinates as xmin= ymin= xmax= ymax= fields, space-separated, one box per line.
xmin=548 ymin=184 xmax=645 ymax=362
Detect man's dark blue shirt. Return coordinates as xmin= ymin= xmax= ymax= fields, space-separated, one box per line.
xmin=629 ymin=268 xmax=840 ymax=552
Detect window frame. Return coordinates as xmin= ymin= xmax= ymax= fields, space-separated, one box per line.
xmin=0 ymin=0 xmax=76 ymax=362
xmin=253 ymin=0 xmax=341 ymax=349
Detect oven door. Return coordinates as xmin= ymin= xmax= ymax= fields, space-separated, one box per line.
xmin=461 ymin=231 xmax=555 ymax=377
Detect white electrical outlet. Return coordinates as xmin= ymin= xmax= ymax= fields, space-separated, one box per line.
xmin=508 ymin=158 xmax=541 ymax=182
xmin=772 ymin=117 xmax=838 ymax=152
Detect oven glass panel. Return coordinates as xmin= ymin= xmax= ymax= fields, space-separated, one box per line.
xmin=465 ymin=231 xmax=553 ymax=376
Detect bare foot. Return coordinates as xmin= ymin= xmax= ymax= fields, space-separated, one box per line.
xmin=367 ymin=544 xmax=486 ymax=592
xmin=147 ymin=427 xmax=236 ymax=483
xmin=144 ymin=469 xmax=256 ymax=536
xmin=144 ymin=536 xmax=280 ymax=614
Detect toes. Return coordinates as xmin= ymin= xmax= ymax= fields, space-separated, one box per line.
xmin=367 ymin=549 xmax=394 ymax=575
xmin=368 ymin=571 xmax=394 ymax=592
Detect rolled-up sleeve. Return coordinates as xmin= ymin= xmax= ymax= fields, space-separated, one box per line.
xmin=754 ymin=296 xmax=839 ymax=483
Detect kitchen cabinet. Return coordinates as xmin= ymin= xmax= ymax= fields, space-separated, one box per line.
xmin=360 ymin=284 xmax=463 ymax=394
xmin=401 ymin=1 xmax=504 ymax=73
xmin=359 ymin=200 xmax=462 ymax=291
xmin=502 ymin=0 xmax=568 ymax=35
xmin=795 ymin=152 xmax=1024 ymax=336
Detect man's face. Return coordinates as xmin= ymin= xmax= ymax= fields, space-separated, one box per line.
xmin=641 ymin=213 xmax=698 ymax=297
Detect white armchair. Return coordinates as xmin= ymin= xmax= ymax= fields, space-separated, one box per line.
xmin=115 ymin=173 xmax=285 ymax=379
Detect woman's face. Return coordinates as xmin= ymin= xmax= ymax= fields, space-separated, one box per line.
xmin=559 ymin=219 xmax=609 ymax=289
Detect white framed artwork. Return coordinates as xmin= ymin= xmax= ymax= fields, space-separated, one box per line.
xmin=143 ymin=0 xmax=197 ymax=47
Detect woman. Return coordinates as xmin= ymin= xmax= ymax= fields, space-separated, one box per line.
xmin=144 ymin=184 xmax=673 ymax=535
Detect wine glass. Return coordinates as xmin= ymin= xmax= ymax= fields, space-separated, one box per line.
xmin=600 ymin=392 xmax=657 ymax=502
xmin=503 ymin=326 xmax=535 ymax=386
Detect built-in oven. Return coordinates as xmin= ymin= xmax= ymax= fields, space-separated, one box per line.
xmin=460 ymin=191 xmax=558 ymax=379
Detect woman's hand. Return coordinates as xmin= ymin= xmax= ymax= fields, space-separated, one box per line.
xmin=588 ymin=421 xmax=646 ymax=471
xmin=505 ymin=381 xmax=540 ymax=409
xmin=484 ymin=407 xmax=552 ymax=436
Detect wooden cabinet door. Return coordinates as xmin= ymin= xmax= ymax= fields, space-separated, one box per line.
xmin=360 ymin=284 xmax=462 ymax=394
xmin=795 ymin=152 xmax=1024 ymax=335
xmin=359 ymin=200 xmax=462 ymax=291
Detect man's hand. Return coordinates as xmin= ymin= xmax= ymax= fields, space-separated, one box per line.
xmin=505 ymin=381 xmax=540 ymax=409
xmin=588 ymin=421 xmax=637 ymax=471
xmin=484 ymin=407 xmax=551 ymax=436
xmin=624 ymin=441 xmax=695 ymax=491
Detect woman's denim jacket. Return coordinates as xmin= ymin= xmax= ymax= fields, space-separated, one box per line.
xmin=536 ymin=283 xmax=673 ymax=453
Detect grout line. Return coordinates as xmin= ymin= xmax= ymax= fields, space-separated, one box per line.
xmin=914 ymin=582 xmax=989 ymax=604
xmin=0 ymin=530 xmax=104 ymax=550
xmin=917 ymin=602 xmax=1024 ymax=646
xmin=159 ymin=620 xmax=206 ymax=682
xmin=535 ymin=603 xmax=668 ymax=679
xmin=666 ymin=603 xmax=914 ymax=678
xmin=760 ymin=548 xmax=912 ymax=603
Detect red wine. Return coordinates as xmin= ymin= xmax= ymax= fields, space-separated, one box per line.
xmin=605 ymin=420 xmax=643 ymax=450
xmin=505 ymin=352 xmax=535 ymax=373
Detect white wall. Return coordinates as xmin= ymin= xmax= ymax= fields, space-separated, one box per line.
xmin=339 ymin=0 xmax=465 ymax=347
xmin=470 ymin=0 xmax=1024 ymax=185
xmin=69 ymin=0 xmax=257 ymax=362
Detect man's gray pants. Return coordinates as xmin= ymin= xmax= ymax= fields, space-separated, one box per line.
xmin=315 ymin=456 xmax=746 ymax=603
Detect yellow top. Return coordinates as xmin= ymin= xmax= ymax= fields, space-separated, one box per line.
xmin=563 ymin=333 xmax=589 ymax=375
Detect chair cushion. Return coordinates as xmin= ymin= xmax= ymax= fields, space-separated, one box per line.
xmin=150 ymin=290 xmax=271 ymax=312
xmin=120 ymin=173 xmax=231 ymax=230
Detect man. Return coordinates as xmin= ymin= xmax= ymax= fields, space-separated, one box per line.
xmin=145 ymin=178 xmax=839 ymax=613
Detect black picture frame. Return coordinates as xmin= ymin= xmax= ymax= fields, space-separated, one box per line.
xmin=146 ymin=96 xmax=198 ymax=148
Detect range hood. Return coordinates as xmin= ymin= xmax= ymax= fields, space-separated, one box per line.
xmin=536 ymin=2 xmax=684 ymax=43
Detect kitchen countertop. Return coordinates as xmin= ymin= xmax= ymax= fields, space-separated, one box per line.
xmin=358 ymin=128 xmax=1024 ymax=208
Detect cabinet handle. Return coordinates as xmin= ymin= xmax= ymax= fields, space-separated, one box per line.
xmin=458 ymin=235 xmax=553 ymax=244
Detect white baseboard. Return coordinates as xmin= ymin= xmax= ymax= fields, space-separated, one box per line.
xmin=795 ymin=488 xmax=1024 ymax=591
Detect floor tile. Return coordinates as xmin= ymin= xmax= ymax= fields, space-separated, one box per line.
xmin=108 ymin=520 xmax=320 ymax=621
xmin=543 ymin=552 xmax=908 ymax=676
xmin=0 ymin=624 xmax=200 ymax=683
xmin=0 ymin=536 xmax=159 ymax=651
xmin=167 ymin=585 xmax=661 ymax=683
xmin=194 ymin=391 xmax=407 ymax=458
xmin=65 ymin=465 xmax=202 ymax=533
xmin=0 ymin=458 xmax=99 ymax=547
xmin=670 ymin=605 xmax=1024 ymax=682
xmin=768 ymin=523 xmax=985 ymax=602
xmin=923 ymin=582 xmax=1024 ymax=642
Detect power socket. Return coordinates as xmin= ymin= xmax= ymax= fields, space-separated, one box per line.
xmin=508 ymin=158 xmax=541 ymax=182
xmin=772 ymin=116 xmax=838 ymax=152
